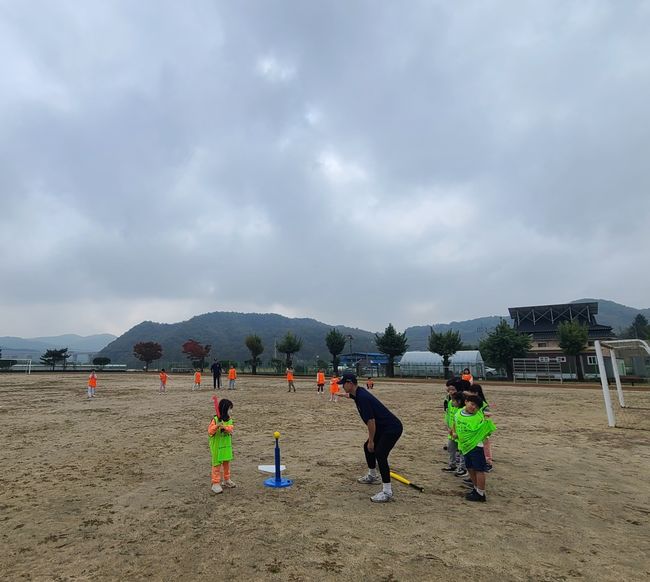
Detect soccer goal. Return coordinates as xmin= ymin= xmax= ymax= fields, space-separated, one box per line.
xmin=0 ymin=358 xmax=32 ymax=374
xmin=595 ymin=339 xmax=650 ymax=427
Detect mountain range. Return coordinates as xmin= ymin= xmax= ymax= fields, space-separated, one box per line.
xmin=0 ymin=334 xmax=118 ymax=360
xmin=2 ymin=299 xmax=647 ymax=366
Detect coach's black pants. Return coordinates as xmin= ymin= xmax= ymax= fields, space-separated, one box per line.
xmin=213 ymin=374 xmax=221 ymax=389
xmin=363 ymin=427 xmax=403 ymax=483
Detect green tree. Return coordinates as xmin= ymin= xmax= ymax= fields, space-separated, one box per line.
xmin=133 ymin=342 xmax=163 ymax=371
xmin=181 ymin=339 xmax=212 ymax=371
xmin=479 ymin=320 xmax=531 ymax=380
xmin=623 ymin=314 xmax=650 ymax=340
xmin=375 ymin=323 xmax=409 ymax=378
xmin=39 ymin=348 xmax=71 ymax=371
xmin=325 ymin=328 xmax=346 ymax=374
xmin=558 ymin=320 xmax=589 ymax=381
xmin=92 ymin=357 xmax=111 ymax=367
xmin=428 ymin=329 xmax=463 ymax=378
xmin=276 ymin=332 xmax=302 ymax=368
xmin=245 ymin=335 xmax=264 ymax=375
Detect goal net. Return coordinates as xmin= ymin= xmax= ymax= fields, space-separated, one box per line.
xmin=0 ymin=358 xmax=32 ymax=374
xmin=595 ymin=339 xmax=650 ymax=428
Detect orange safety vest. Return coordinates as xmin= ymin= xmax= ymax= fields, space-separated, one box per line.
xmin=287 ymin=371 xmax=294 ymax=381
xmin=366 ymin=379 xmax=374 ymax=389
xmin=317 ymin=372 xmax=325 ymax=384
xmin=194 ymin=371 xmax=201 ymax=383
xmin=330 ymin=378 xmax=339 ymax=393
xmin=160 ymin=372 xmax=168 ymax=384
xmin=88 ymin=374 xmax=97 ymax=388
xmin=228 ymin=368 xmax=237 ymax=380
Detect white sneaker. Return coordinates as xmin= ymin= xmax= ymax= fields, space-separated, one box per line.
xmin=357 ymin=473 xmax=381 ymax=484
xmin=222 ymin=480 xmax=236 ymax=488
xmin=211 ymin=483 xmax=223 ymax=494
xmin=370 ymin=491 xmax=393 ymax=503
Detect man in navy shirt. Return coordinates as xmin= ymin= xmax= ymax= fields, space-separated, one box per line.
xmin=338 ymin=373 xmax=403 ymax=503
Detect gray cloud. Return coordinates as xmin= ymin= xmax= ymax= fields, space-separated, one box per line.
xmin=1 ymin=0 xmax=649 ymax=336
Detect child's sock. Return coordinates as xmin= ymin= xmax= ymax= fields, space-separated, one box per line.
xmin=476 ymin=488 xmax=485 ymax=496
xmin=383 ymin=482 xmax=392 ymax=495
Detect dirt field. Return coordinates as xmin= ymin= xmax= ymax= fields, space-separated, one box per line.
xmin=1 ymin=373 xmax=649 ymax=581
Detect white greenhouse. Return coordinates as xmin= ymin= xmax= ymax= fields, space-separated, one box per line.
xmin=397 ymin=350 xmax=485 ymax=378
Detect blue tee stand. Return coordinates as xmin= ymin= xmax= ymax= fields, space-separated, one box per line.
xmin=264 ymin=437 xmax=293 ymax=488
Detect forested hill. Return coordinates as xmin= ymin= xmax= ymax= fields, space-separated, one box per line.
xmin=96 ymin=312 xmax=378 ymax=367
xmin=96 ymin=300 xmax=649 ymax=367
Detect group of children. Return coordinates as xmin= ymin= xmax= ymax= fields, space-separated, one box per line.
xmin=313 ymin=369 xmax=374 ymax=401
xmin=87 ymin=366 xmax=496 ymax=502
xmin=441 ymin=368 xmax=496 ymax=502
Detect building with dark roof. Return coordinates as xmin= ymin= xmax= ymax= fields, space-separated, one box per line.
xmin=508 ymin=302 xmax=614 ymax=377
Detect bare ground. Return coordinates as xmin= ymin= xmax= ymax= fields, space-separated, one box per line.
xmin=1 ymin=373 xmax=649 ymax=581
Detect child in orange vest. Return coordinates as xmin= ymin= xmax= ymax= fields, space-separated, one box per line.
xmin=159 ymin=369 xmax=170 ymax=394
xmin=193 ymin=370 xmax=202 ymax=390
xmin=329 ymin=375 xmax=340 ymax=402
xmin=286 ymin=367 xmax=296 ymax=392
xmin=228 ymin=366 xmax=237 ymax=390
xmin=461 ymin=368 xmax=474 ymax=384
xmin=87 ymin=370 xmax=97 ymax=399
xmin=366 ymin=377 xmax=374 ymax=390
xmin=316 ymin=369 xmax=325 ymax=395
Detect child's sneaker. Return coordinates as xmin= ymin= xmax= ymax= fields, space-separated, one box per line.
xmin=485 ymin=464 xmax=493 ymax=473
xmin=370 ymin=491 xmax=393 ymax=503
xmin=462 ymin=477 xmax=473 ymax=484
xmin=465 ymin=489 xmax=486 ymax=502
xmin=211 ymin=483 xmax=223 ymax=494
xmin=222 ymin=480 xmax=236 ymax=488
xmin=454 ymin=469 xmax=469 ymax=478
xmin=357 ymin=473 xmax=381 ymax=484
xmin=441 ymin=466 xmax=457 ymax=472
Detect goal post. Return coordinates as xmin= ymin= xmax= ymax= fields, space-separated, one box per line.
xmin=0 ymin=358 xmax=32 ymax=374
xmin=595 ymin=339 xmax=650 ymax=427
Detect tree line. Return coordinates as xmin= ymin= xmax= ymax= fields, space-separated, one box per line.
xmin=13 ymin=314 xmax=646 ymax=376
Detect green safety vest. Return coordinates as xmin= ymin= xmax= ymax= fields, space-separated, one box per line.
xmin=454 ymin=409 xmax=496 ymax=455
xmin=209 ymin=416 xmax=234 ymax=465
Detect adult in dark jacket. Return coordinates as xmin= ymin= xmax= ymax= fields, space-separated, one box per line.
xmin=210 ymin=360 xmax=222 ymax=390
xmin=338 ymin=373 xmax=403 ymax=503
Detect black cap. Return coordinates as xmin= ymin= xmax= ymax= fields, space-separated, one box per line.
xmin=337 ymin=372 xmax=357 ymax=385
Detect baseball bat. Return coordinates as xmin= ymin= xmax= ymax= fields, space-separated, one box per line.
xmin=390 ymin=471 xmax=424 ymax=492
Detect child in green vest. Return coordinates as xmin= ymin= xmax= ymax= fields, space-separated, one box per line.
xmin=453 ymin=394 xmax=496 ymax=502
xmin=208 ymin=398 xmax=235 ymax=494
xmin=463 ymin=383 xmax=494 ymax=472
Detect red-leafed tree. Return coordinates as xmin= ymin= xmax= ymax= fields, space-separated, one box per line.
xmin=133 ymin=342 xmax=163 ymax=371
xmin=182 ymin=339 xmax=211 ymax=371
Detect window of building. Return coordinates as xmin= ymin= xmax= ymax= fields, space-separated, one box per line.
xmin=587 ymin=355 xmax=598 ymax=366
xmin=556 ymin=356 xmax=566 ymax=363
xmin=538 ymin=356 xmax=550 ymax=363
xmin=537 ymin=342 xmax=547 ymax=348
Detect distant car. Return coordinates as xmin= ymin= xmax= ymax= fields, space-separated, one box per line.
xmin=485 ymin=367 xmax=499 ymax=377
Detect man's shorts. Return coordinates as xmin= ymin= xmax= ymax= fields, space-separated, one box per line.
xmin=464 ymin=446 xmax=488 ymax=472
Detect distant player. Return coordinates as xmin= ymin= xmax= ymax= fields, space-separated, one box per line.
xmin=286 ymin=367 xmax=296 ymax=392
xmin=366 ymin=377 xmax=374 ymax=390
xmin=159 ymin=369 xmax=169 ymax=394
xmin=316 ymin=369 xmax=325 ymax=395
xmin=193 ymin=370 xmax=202 ymax=390
xmin=228 ymin=366 xmax=237 ymax=390
xmin=329 ymin=375 xmax=340 ymax=402
xmin=87 ymin=370 xmax=97 ymax=399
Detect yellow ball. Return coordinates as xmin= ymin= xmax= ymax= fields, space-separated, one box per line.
xmin=273 ymin=431 xmax=281 ymax=439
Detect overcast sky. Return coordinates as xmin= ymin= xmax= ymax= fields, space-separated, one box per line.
xmin=1 ymin=0 xmax=649 ymax=337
